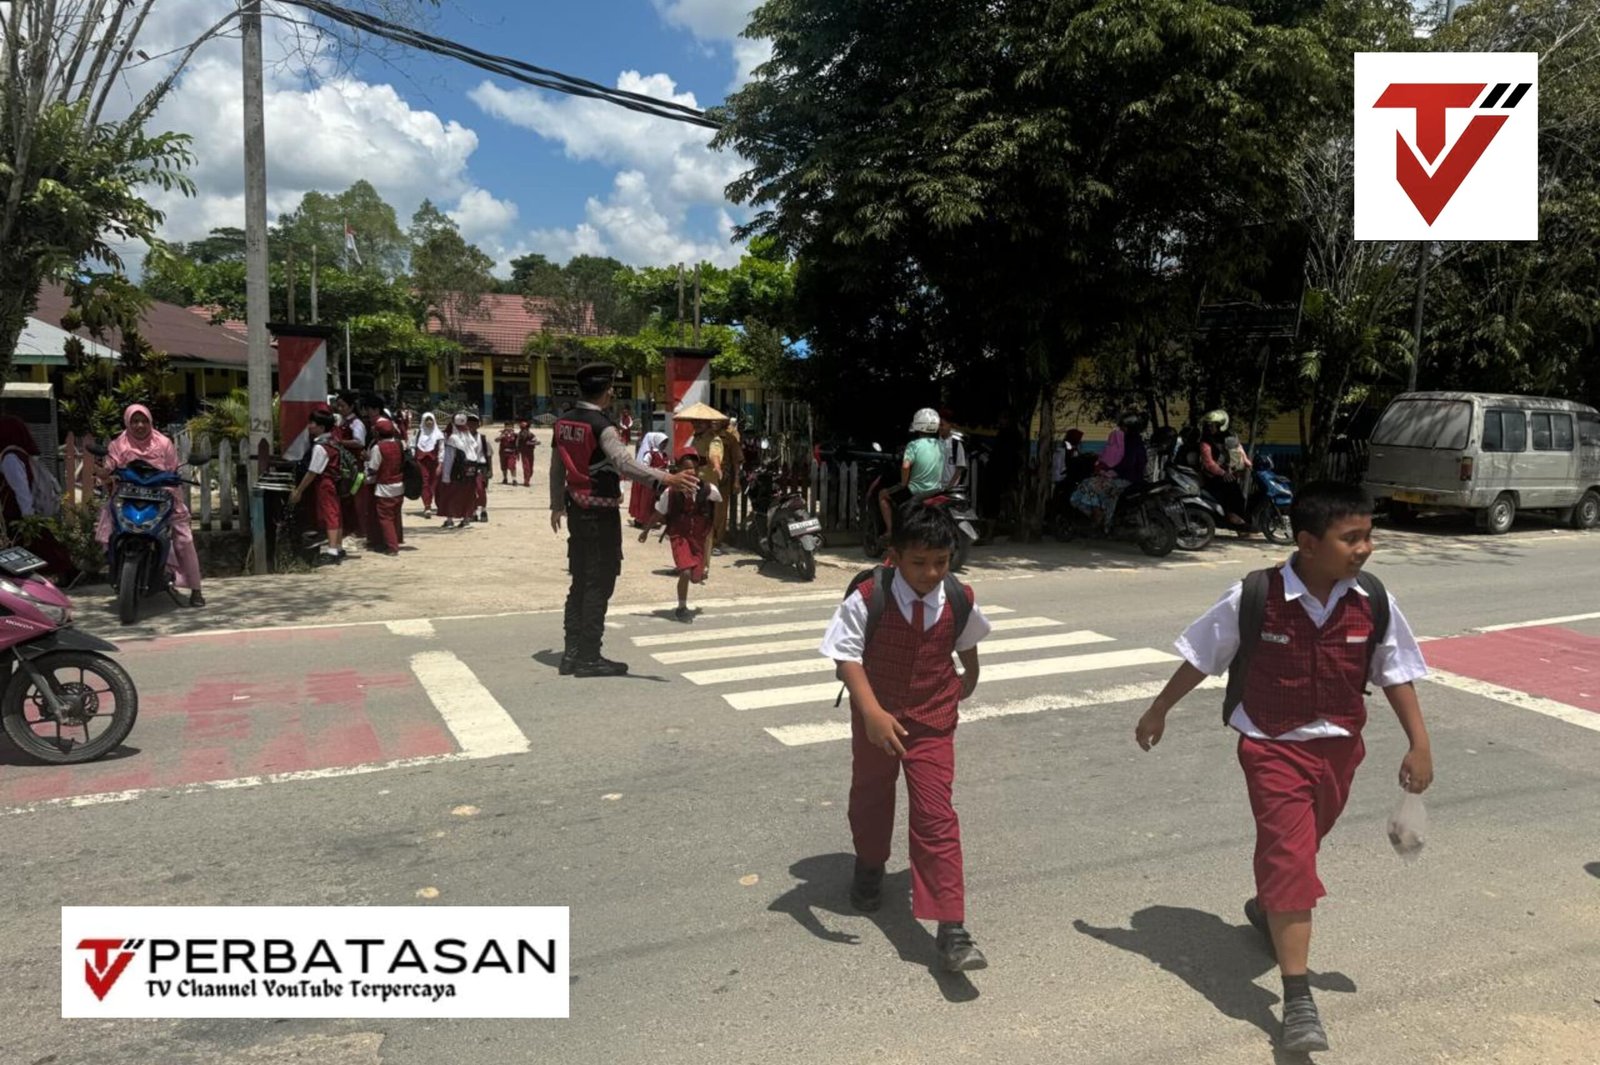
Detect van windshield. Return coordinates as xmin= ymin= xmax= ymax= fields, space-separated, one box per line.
xmin=1372 ymin=399 xmax=1473 ymax=449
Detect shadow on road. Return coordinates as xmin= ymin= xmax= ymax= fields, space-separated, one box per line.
xmin=1073 ymin=906 xmax=1355 ymax=1049
xmin=768 ymin=852 xmax=979 ymax=1003
xmin=0 ymin=740 xmax=142 ymax=768
xmin=1585 ymin=861 xmax=1600 ymax=880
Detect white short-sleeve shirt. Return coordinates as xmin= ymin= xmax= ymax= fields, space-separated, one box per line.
xmin=1175 ymin=558 xmax=1428 ymax=741
xmin=307 ymin=441 xmax=332 ymax=476
xmin=819 ymin=569 xmax=992 ymax=664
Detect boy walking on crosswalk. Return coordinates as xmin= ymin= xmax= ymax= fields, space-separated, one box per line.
xmin=1134 ymin=482 xmax=1434 ymax=1052
xmin=820 ymin=502 xmax=993 ymax=971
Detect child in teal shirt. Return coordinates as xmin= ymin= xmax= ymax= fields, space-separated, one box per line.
xmin=878 ymin=408 xmax=947 ymax=546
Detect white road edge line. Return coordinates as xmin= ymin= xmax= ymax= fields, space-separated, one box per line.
xmin=1424 ymin=669 xmax=1600 ymax=734
xmin=0 ymin=752 xmax=479 ymax=818
xmin=1473 ymin=611 xmax=1600 ymax=633
xmin=765 ymin=677 xmax=1227 ymax=746
xmin=409 ymin=650 xmax=530 ymax=757
xmin=385 ymin=619 xmax=435 ymax=637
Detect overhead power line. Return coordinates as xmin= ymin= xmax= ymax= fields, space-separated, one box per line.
xmin=276 ymin=0 xmax=724 ymax=130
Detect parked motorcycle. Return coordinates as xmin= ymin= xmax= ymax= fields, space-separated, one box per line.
xmin=0 ymin=546 xmax=138 ymax=764
xmin=94 ymin=448 xmax=203 ymax=625
xmin=745 ymin=458 xmax=821 ymax=582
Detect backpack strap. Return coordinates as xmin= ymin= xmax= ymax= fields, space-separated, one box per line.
xmin=1222 ymin=568 xmax=1273 ymax=725
xmin=1355 ymin=570 xmax=1391 ymax=692
xmin=835 ymin=565 xmax=895 ymax=707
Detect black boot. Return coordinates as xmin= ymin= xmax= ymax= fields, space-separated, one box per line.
xmin=572 ymin=654 xmax=629 ymax=678
xmin=558 ymin=649 xmax=578 ymax=676
xmin=935 ymin=923 xmax=988 ymax=972
xmin=849 ymin=863 xmax=884 ymax=912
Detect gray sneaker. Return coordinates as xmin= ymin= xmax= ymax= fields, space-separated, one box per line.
xmin=1280 ymin=996 xmax=1330 ymax=1053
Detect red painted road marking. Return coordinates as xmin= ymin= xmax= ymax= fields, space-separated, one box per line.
xmin=0 ymin=668 xmax=457 ymax=807
xmin=1424 ymin=626 xmax=1600 ymax=713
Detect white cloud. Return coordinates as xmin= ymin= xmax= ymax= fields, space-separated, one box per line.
xmin=469 ymin=73 xmax=747 ymax=268
xmin=651 ymin=0 xmax=767 ymax=90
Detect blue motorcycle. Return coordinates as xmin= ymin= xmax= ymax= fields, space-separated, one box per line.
xmin=1248 ymin=454 xmax=1295 ymax=544
xmin=99 ymin=456 xmax=199 ymax=624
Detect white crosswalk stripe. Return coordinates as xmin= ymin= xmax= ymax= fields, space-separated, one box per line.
xmin=680 ymin=631 xmax=1114 ymax=686
xmin=629 ymin=606 xmax=1015 ymax=648
xmin=629 ymin=597 xmax=1187 ymax=745
xmin=650 ymin=616 xmax=1064 ymax=665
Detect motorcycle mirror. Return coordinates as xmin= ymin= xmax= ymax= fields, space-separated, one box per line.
xmin=87 ymin=444 xmax=109 ymax=459
xmin=187 ymin=453 xmax=213 ymax=466
xmin=871 ymin=443 xmax=882 ymax=452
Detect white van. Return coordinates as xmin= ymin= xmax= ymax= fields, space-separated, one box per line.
xmin=1364 ymin=391 xmax=1600 ymax=533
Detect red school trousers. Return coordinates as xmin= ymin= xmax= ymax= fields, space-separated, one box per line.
xmin=849 ymin=709 xmax=964 ymax=923
xmin=373 ymin=495 xmax=403 ymax=553
xmin=1237 ymin=733 xmax=1365 ymax=913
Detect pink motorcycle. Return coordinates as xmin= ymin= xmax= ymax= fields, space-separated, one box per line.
xmin=0 ymin=546 xmax=137 ymax=764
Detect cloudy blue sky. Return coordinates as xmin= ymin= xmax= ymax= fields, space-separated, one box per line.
xmin=136 ymin=0 xmax=765 ymax=272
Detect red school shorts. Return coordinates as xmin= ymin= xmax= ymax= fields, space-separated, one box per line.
xmin=1237 ymin=733 xmax=1365 ymax=913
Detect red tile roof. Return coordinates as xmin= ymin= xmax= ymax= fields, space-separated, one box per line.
xmin=186 ymin=305 xmax=249 ymax=339
xmin=424 ymin=293 xmax=598 ymax=357
xmin=33 ymin=283 xmax=252 ymax=367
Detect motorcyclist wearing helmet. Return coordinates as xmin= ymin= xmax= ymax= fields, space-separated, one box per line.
xmin=1199 ymin=410 xmax=1253 ymax=530
xmin=878 ymin=408 xmax=946 ymax=546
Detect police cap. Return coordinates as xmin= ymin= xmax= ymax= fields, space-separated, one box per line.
xmin=576 ymin=362 xmax=617 ymax=393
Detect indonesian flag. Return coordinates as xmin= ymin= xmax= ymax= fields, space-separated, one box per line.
xmin=344 ymin=221 xmax=362 ymax=267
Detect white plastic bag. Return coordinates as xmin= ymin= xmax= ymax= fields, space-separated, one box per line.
xmin=1387 ymin=790 xmax=1428 ymax=862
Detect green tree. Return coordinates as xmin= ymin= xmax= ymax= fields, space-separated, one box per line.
xmin=273 ymin=181 xmax=409 ymax=277
xmin=500 ymin=252 xmax=565 ymax=295
xmin=410 ymin=200 xmax=494 ymax=388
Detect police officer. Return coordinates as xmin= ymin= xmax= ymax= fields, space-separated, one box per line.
xmin=551 ymin=363 xmax=698 ymax=677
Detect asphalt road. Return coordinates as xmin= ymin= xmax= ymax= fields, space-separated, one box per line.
xmin=2 ymin=528 xmax=1598 ymax=1065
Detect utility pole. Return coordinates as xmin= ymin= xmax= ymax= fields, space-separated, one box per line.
xmin=692 ymin=263 xmax=702 ymax=348
xmin=242 ymin=0 xmax=271 ymax=574
xmin=1408 ymin=0 xmax=1460 ymax=393
xmin=310 ymin=244 xmax=319 ymax=324
xmin=285 ymin=245 xmax=296 ymax=325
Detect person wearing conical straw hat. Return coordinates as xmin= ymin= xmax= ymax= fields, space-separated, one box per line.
xmin=677 ymin=402 xmax=728 ymax=566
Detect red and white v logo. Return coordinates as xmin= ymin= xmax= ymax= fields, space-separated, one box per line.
xmin=1375 ymin=83 xmax=1509 ymax=225
xmin=78 ymin=939 xmax=138 ymax=1001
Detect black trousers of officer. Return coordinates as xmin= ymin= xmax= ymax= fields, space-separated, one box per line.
xmin=564 ymin=504 xmax=622 ymax=659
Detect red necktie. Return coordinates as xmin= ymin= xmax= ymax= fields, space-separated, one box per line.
xmin=912 ymin=597 xmax=925 ymax=632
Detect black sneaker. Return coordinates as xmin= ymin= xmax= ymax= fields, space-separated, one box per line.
xmin=674 ymin=606 xmax=690 ymax=622
xmin=572 ymin=655 xmax=629 ymax=678
xmin=1244 ymin=897 xmax=1276 ymax=957
xmin=935 ymin=923 xmax=988 ymax=972
xmin=1280 ymin=996 xmax=1330 ymax=1053
xmin=189 ymin=591 xmax=206 ymax=608
xmin=849 ymin=863 xmax=884 ymax=912
xmin=558 ymin=650 xmax=578 ymax=676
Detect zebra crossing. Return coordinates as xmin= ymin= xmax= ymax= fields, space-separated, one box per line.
xmin=627 ymin=598 xmax=1225 ymax=746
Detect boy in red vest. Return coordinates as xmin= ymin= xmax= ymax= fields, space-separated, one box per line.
xmin=1135 ymin=482 xmax=1433 ymax=1053
xmin=637 ymin=450 xmax=721 ymax=621
xmin=288 ymin=406 xmax=346 ymax=566
xmin=517 ymin=419 xmax=539 ymax=487
xmin=498 ymin=421 xmax=520 ymax=484
xmin=820 ymin=501 xmax=993 ymax=973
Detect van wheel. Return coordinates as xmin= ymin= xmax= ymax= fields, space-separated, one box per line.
xmin=1572 ymin=490 xmax=1600 ymax=530
xmin=1388 ymin=501 xmax=1421 ymax=526
xmin=1477 ymin=493 xmax=1517 ymax=535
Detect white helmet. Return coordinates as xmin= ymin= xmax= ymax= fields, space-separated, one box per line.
xmin=910 ymin=408 xmax=941 ymax=434
xmin=1201 ymin=409 xmax=1230 ymax=432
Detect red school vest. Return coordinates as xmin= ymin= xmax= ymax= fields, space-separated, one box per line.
xmin=373 ymin=439 xmax=404 ymax=486
xmin=665 ymin=484 xmax=714 ymax=539
xmin=1242 ymin=569 xmax=1375 ymax=737
xmin=859 ymin=576 xmax=971 ymax=732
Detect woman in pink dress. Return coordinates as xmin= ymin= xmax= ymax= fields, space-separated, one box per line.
xmin=95 ymin=404 xmax=204 ymax=606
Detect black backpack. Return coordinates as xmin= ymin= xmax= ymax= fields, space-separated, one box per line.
xmin=402 ymin=450 xmax=424 ymax=500
xmin=1222 ymin=567 xmax=1391 ymax=723
xmin=833 ymin=564 xmax=974 ymax=706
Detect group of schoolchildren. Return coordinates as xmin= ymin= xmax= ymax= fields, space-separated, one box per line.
xmin=822 ymin=481 xmax=1433 ymax=1054
xmin=287 ymin=390 xmax=542 ymax=565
